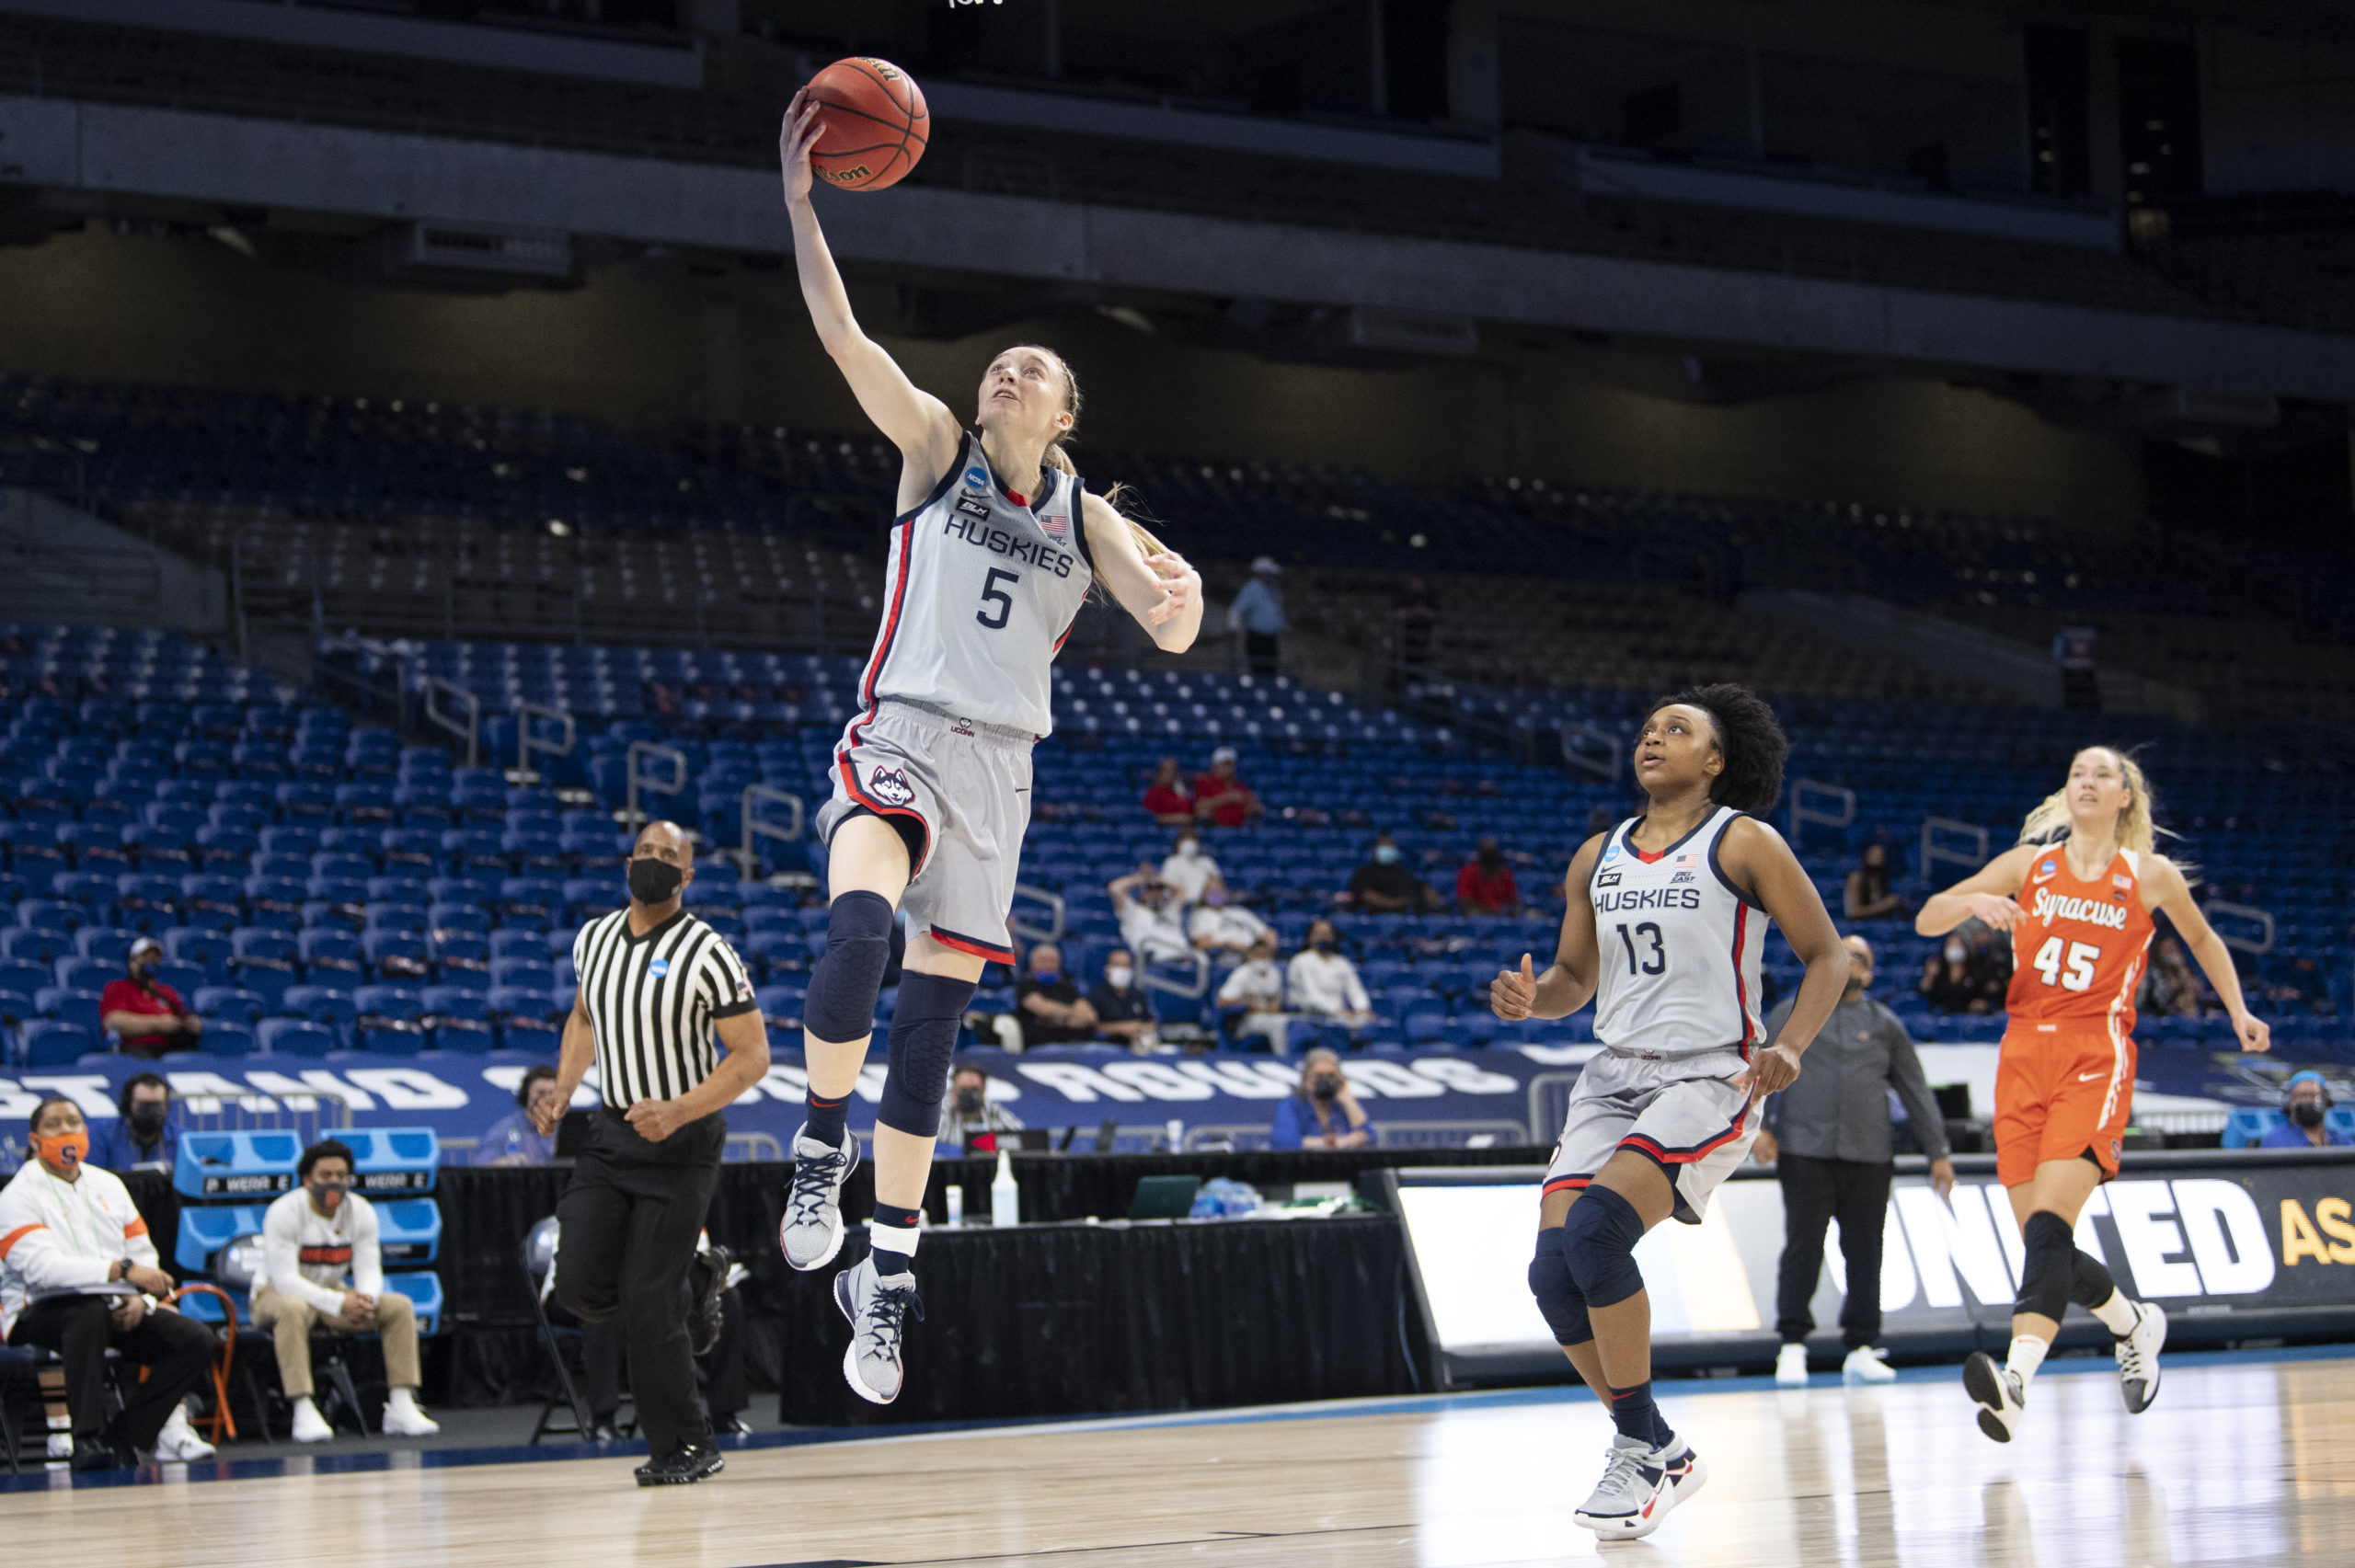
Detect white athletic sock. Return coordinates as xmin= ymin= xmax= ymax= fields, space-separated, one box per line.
xmin=2005 ymin=1334 xmax=2050 ymax=1388
xmin=2087 ymin=1289 xmax=2139 ymax=1337
xmin=386 ymin=1388 xmax=421 ymax=1413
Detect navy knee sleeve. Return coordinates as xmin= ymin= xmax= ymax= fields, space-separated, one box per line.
xmin=1560 ymin=1185 xmax=1648 ymax=1310
xmin=1527 ymin=1228 xmax=1593 ymax=1347
xmin=875 ymin=970 xmax=979 ymax=1138
xmin=2016 ymin=1210 xmax=2074 ymax=1322
xmin=803 ymin=890 xmax=894 ymax=1042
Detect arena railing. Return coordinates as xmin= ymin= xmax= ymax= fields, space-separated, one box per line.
xmin=1920 ymin=817 xmax=1993 ymax=880
xmin=623 ymin=740 xmax=686 ymax=830
xmin=735 ymin=784 xmax=805 ymax=881
xmin=514 ymin=702 xmax=575 ymax=786
xmin=1789 ymin=779 xmax=1855 ymax=847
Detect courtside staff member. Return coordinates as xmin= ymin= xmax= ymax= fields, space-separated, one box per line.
xmin=537 ymin=821 xmax=769 ymax=1486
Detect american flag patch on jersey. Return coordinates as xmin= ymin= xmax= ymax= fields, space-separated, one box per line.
xmin=1674 ymin=853 xmax=1700 ymax=868
xmin=1040 ymin=512 xmax=1067 ymax=536
xmin=2113 ymin=874 xmax=2133 ymax=889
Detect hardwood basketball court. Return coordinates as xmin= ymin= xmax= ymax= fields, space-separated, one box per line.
xmin=6 ymin=1351 xmax=2348 ymax=1566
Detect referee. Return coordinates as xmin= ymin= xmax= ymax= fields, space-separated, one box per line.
xmin=534 ymin=820 xmax=769 ymax=1486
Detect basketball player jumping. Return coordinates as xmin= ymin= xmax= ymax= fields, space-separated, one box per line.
xmin=771 ymin=96 xmax=1203 ymax=1403
xmin=1492 ymin=685 xmax=1850 ymax=1540
xmin=1919 ymin=746 xmax=2268 ymax=1441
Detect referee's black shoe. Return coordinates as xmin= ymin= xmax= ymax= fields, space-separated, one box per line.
xmin=635 ymin=1443 xmax=724 ymax=1486
xmin=689 ymin=1245 xmax=730 ymax=1358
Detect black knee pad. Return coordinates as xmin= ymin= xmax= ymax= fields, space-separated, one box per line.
xmin=803 ymin=889 xmax=895 ymax=1042
xmin=2070 ymin=1242 xmax=2119 ymax=1310
xmin=1560 ymin=1185 xmax=1649 ymax=1310
xmin=876 ymin=970 xmax=979 ymax=1138
xmin=2015 ymin=1209 xmax=2075 ymax=1322
xmin=1527 ymin=1228 xmax=1593 ymax=1346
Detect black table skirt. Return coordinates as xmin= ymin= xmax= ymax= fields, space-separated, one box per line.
xmin=129 ymin=1152 xmax=1490 ymax=1422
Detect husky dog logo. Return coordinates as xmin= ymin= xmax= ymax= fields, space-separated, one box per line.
xmin=867 ymin=765 xmax=916 ymax=807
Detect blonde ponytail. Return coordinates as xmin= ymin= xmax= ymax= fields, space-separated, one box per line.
xmin=1025 ymin=345 xmax=1166 ymax=561
xmin=2017 ymin=746 xmax=2160 ymax=855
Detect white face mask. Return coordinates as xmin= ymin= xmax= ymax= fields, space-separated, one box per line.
xmin=1105 ymin=967 xmax=1133 ymax=989
xmin=1945 ymin=944 xmax=1968 ymax=963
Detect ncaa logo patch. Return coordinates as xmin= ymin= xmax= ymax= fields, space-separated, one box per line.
xmin=867 ymin=765 xmax=917 ymax=807
xmin=648 ymin=957 xmax=671 ymax=978
xmin=964 ymin=465 xmax=989 ymax=491
xmin=2039 ymin=859 xmax=2058 ymax=877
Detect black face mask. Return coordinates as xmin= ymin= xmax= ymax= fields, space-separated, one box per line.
xmin=127 ymin=1103 xmax=167 ymax=1139
xmin=1312 ymin=938 xmax=1337 ymax=954
xmin=2292 ymin=1101 xmax=2326 ymax=1128
xmin=628 ymin=856 xmax=685 ymax=905
xmin=954 ymin=1087 xmax=985 ymax=1116
xmin=1310 ymin=1075 xmax=1341 ymax=1101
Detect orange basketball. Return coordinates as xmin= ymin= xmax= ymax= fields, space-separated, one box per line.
xmin=805 ymin=57 xmax=929 ymax=193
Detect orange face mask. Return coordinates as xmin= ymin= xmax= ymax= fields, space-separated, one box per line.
xmin=33 ymin=1129 xmax=88 ymax=1171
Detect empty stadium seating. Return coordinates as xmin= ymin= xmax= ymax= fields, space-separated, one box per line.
xmin=6 ymin=616 xmax=2339 ymax=1074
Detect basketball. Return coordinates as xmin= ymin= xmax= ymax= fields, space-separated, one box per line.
xmin=805 ymin=57 xmax=928 ymax=192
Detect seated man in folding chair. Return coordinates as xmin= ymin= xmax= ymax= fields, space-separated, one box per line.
xmin=255 ymin=1139 xmax=440 ymax=1442
xmin=0 ymin=1095 xmax=217 ymax=1469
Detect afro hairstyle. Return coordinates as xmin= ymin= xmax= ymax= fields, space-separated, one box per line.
xmin=1645 ymin=683 xmax=1787 ymax=816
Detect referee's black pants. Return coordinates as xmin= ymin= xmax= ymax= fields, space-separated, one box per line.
xmin=1774 ymin=1153 xmax=1894 ymax=1350
xmin=555 ymin=1106 xmax=724 ymax=1459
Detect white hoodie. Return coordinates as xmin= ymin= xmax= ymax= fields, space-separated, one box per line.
xmin=261 ymin=1187 xmax=384 ymax=1313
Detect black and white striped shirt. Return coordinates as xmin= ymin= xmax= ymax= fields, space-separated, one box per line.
xmin=571 ymin=908 xmax=758 ymax=1110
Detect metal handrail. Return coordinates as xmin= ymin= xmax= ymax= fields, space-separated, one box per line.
xmin=419 ymin=675 xmax=481 ymax=768
xmin=1139 ymin=948 xmax=1212 ymax=1000
xmin=624 ymin=741 xmax=687 ymax=828
xmin=514 ymin=702 xmax=576 ymax=784
xmin=2202 ymin=900 xmax=2276 ymax=956
xmin=1921 ymin=818 xmax=1992 ymax=880
xmin=1008 ymin=884 xmax=1067 ymax=945
xmin=1791 ymin=778 xmax=1855 ymax=842
xmin=737 ymin=784 xmax=805 ymax=879
xmin=1560 ymin=722 xmax=1621 ymax=783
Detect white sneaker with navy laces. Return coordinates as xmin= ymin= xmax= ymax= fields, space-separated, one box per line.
xmin=834 ymin=1254 xmax=923 ymax=1405
xmin=1572 ymin=1433 xmax=1704 ymax=1539
xmin=780 ymin=1124 xmax=859 ymax=1271
xmin=2114 ymin=1299 xmax=2166 ymax=1414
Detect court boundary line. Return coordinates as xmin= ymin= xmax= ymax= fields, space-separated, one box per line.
xmin=8 ymin=1341 xmax=2349 ymax=1493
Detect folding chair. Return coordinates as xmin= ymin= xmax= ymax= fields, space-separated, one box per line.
xmin=523 ymin=1218 xmax=597 ymax=1444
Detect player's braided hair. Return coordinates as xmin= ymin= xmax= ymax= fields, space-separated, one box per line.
xmin=1646 ymin=683 xmax=1787 ymax=816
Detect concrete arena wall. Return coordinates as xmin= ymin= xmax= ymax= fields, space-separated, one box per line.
xmin=0 ymin=226 xmax=2141 ymax=531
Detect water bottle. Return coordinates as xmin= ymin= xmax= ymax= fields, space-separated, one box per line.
xmin=991 ymin=1147 xmax=1020 ymax=1228
xmin=944 ymin=1182 xmax=964 ymax=1227
xmin=1166 ymin=1117 xmax=1185 ymax=1153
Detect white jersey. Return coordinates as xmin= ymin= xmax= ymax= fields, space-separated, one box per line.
xmin=1588 ymin=807 xmax=1766 ymax=1060
xmin=860 ymin=431 xmax=1095 ymax=738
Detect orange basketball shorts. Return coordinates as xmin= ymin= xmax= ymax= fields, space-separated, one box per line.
xmin=1992 ymin=1023 xmax=2136 ymax=1189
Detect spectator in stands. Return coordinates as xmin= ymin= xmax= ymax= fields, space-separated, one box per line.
xmin=1158 ymin=827 xmax=1225 ymax=905
xmin=1227 ymin=555 xmax=1286 ymax=677
xmin=0 ymin=1096 xmax=217 ymax=1469
xmin=1109 ymin=869 xmax=1194 ymax=964
xmin=1217 ymin=934 xmax=1291 ymax=1052
xmin=1193 ymin=746 xmax=1264 ymax=828
xmin=99 ymin=936 xmax=202 ymax=1059
xmin=2261 ymin=1072 xmax=2351 ymax=1149
xmin=1269 ymin=1048 xmax=1373 ymax=1150
xmin=1967 ymin=925 xmax=2013 ymax=1008
xmin=2138 ymin=935 xmax=2206 ymax=1018
xmin=939 ymin=1061 xmax=1027 ymax=1150
xmin=1190 ymin=886 xmax=1274 ymax=957
xmin=1142 ymin=757 xmax=1195 ymax=827
xmin=1918 ymin=933 xmax=1989 ymax=1015
xmin=1346 ymin=830 xmax=1441 ymax=915
xmin=476 ymin=1066 xmax=560 ymax=1167
xmin=1585 ymin=806 xmax=1616 ymax=840
xmin=1086 ymin=950 xmax=1159 ymax=1052
xmin=1454 ymin=837 xmax=1523 ymax=917
xmin=88 ymin=1074 xmax=178 ymax=1173
xmin=1012 ymin=944 xmax=1097 ymax=1048
xmin=1287 ymin=921 xmax=1375 ymax=1031
xmin=254 ymin=1139 xmax=439 ymax=1442
xmin=1844 ymin=841 xmax=1911 ymax=921
xmin=1753 ymin=935 xmax=1953 ymax=1386
xmin=1391 ymin=576 xmax=1441 ymax=681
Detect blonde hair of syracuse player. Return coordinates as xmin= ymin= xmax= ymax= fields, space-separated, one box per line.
xmin=2016 ymin=745 xmax=2160 ymax=856
xmin=1011 ymin=343 xmax=1166 ymax=560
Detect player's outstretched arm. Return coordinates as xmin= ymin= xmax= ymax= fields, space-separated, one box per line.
xmin=1081 ymin=491 xmax=1202 ymax=653
xmin=1915 ymin=843 xmax=2038 ymax=938
xmin=1492 ymin=834 xmax=1604 ymax=1022
xmin=1723 ymin=818 xmax=1849 ymax=1094
xmin=779 ymin=94 xmax=958 ymax=475
xmin=2144 ymin=855 xmax=2270 ymax=1054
